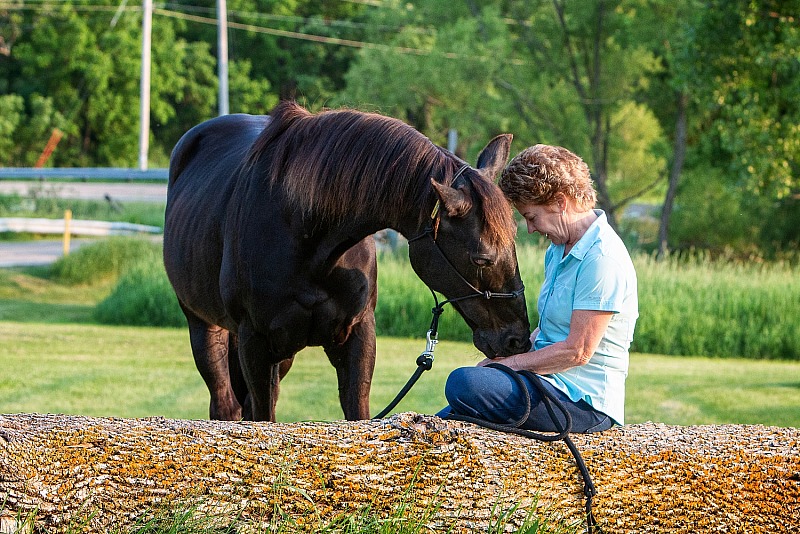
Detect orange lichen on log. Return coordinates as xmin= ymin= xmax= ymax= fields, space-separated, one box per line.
xmin=0 ymin=413 xmax=798 ymax=533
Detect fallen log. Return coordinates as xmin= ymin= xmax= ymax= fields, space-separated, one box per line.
xmin=0 ymin=412 xmax=798 ymax=533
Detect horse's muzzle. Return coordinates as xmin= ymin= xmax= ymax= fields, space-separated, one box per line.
xmin=474 ymin=329 xmax=532 ymax=359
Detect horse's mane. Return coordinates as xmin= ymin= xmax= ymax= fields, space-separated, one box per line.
xmin=249 ymin=101 xmax=515 ymax=249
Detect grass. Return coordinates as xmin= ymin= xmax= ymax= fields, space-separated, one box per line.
xmin=632 ymin=252 xmax=800 ymax=359
xmin=1 ymin=320 xmax=799 ymax=427
xmin=0 ymin=265 xmax=110 ymax=323
xmin=89 ymin=495 xmax=573 ymax=534
xmin=2 ymin=238 xmax=799 ymax=534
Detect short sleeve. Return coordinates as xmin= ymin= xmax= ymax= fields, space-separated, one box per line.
xmin=573 ymin=253 xmax=627 ymax=312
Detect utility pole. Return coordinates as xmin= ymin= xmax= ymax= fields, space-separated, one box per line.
xmin=217 ymin=0 xmax=229 ymax=116
xmin=447 ymin=129 xmax=458 ymax=154
xmin=138 ymin=0 xmax=152 ymax=170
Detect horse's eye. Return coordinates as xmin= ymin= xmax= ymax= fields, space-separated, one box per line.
xmin=470 ymin=253 xmax=495 ymax=267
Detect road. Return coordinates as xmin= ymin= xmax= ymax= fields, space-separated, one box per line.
xmin=0 ymin=239 xmax=98 ymax=267
xmin=1 ymin=181 xmax=166 ymax=267
xmin=0 ymin=180 xmax=167 ymax=203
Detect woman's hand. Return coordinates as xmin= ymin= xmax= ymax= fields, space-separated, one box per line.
xmin=476 ymin=353 xmax=524 ymax=371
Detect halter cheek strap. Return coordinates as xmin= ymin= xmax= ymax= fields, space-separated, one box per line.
xmin=429 ymin=163 xmax=467 ymax=239
xmin=408 ymin=163 xmax=525 ymax=306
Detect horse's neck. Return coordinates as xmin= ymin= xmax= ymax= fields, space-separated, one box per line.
xmin=302 ymin=209 xmax=427 ymax=276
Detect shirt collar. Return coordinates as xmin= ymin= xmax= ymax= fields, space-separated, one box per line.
xmin=564 ymin=209 xmax=606 ymax=261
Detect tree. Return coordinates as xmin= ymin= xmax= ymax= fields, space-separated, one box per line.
xmin=184 ymin=0 xmax=366 ymax=105
xmin=498 ymin=0 xmax=669 ymax=229
xmin=642 ymin=0 xmax=800 ymax=256
xmin=0 ymin=0 xmax=222 ymax=167
xmin=1 ymin=413 xmax=797 ymax=532
xmin=686 ymin=0 xmax=800 ymax=254
xmin=336 ymin=2 xmax=517 ymax=159
xmin=339 ymin=1 xmax=671 ymax=229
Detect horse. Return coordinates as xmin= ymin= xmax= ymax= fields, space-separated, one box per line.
xmin=164 ymin=100 xmax=531 ymax=422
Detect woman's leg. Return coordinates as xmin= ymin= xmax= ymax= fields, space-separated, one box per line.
xmin=442 ymin=366 xmax=612 ymax=433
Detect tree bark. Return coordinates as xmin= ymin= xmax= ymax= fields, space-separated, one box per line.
xmin=658 ymin=91 xmax=689 ymax=260
xmin=1 ymin=413 xmax=798 ymax=533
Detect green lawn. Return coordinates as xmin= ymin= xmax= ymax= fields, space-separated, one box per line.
xmin=2 ymin=321 xmax=799 ymax=427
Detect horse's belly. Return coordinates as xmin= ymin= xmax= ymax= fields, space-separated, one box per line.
xmin=163 ymin=213 xmax=232 ymax=329
xmin=250 ymin=288 xmax=369 ymax=354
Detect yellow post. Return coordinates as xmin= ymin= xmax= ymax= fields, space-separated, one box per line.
xmin=63 ymin=209 xmax=72 ymax=256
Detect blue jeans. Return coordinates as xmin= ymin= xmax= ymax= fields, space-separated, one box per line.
xmin=436 ymin=366 xmax=614 ymax=434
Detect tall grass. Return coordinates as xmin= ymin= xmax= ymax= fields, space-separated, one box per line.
xmin=57 ymin=238 xmax=800 ymax=360
xmin=634 ymin=252 xmax=800 ymax=359
xmin=94 ymin=254 xmax=185 ymax=327
xmin=49 ymin=236 xmax=162 ymax=284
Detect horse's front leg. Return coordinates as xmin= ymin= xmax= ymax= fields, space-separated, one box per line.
xmin=237 ymin=322 xmax=289 ymax=422
xmin=324 ymin=314 xmax=377 ymax=420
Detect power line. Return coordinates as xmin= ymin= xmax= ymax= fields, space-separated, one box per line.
xmin=157 ymin=2 xmax=435 ymax=35
xmin=155 ymin=7 xmax=526 ymax=64
xmin=0 ymin=1 xmax=527 ymax=65
xmin=155 ymin=7 xmax=427 ymax=54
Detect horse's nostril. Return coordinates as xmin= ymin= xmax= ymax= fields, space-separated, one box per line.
xmin=507 ymin=335 xmax=531 ymax=354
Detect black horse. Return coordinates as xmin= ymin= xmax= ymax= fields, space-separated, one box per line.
xmin=164 ymin=101 xmax=530 ymax=422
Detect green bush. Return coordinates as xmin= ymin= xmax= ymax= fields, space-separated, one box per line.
xmin=94 ymin=256 xmax=185 ymax=327
xmin=49 ymin=237 xmax=162 ymax=284
xmin=91 ymin=240 xmax=800 ymax=360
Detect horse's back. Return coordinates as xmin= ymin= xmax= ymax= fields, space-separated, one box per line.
xmin=169 ymin=113 xmax=268 ymax=188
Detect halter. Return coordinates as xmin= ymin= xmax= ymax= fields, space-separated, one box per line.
xmin=407 ymin=163 xmax=526 ymax=313
xmin=373 ymin=163 xmax=526 ymax=420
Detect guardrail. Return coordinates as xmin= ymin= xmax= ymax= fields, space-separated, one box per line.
xmin=0 ymin=168 xmax=168 ymax=180
xmin=0 ymin=217 xmax=161 ymax=236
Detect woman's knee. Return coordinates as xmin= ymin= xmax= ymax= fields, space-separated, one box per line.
xmin=444 ymin=366 xmax=529 ymax=422
xmin=443 ymin=367 xmax=483 ymax=408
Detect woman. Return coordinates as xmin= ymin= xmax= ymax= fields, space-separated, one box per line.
xmin=438 ymin=144 xmax=638 ymax=433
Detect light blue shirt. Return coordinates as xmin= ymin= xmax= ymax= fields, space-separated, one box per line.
xmin=534 ymin=210 xmax=638 ymax=425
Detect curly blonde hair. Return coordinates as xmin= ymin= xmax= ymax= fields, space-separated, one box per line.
xmin=499 ymin=144 xmax=597 ymax=210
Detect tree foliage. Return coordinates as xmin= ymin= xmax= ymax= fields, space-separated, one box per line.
xmin=1 ymin=0 xmax=798 ymax=255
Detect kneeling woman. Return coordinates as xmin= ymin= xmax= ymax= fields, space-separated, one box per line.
xmin=438 ymin=144 xmax=638 ymax=433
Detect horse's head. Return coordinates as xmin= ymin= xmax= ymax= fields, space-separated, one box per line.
xmin=408 ymin=135 xmax=531 ymax=358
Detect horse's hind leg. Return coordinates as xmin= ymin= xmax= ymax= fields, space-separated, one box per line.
xmin=184 ymin=310 xmax=242 ymax=421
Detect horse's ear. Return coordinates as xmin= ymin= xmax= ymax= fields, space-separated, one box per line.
xmin=475 ymin=134 xmax=513 ymax=180
xmin=431 ymin=179 xmax=472 ymax=218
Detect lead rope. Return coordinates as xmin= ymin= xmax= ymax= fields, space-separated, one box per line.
xmin=445 ymin=364 xmax=600 ymax=534
xmin=372 ymin=295 xmax=600 ymax=534
xmin=372 ymin=288 xmax=445 ymax=420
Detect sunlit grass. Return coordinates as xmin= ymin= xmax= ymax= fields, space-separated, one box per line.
xmin=2 ymin=321 xmax=799 ymax=428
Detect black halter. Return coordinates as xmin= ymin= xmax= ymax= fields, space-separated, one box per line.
xmin=407 ymin=163 xmax=526 ymax=314
xmin=374 ymin=164 xmax=525 ymax=419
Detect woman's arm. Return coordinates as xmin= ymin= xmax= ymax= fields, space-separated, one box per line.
xmin=479 ymin=309 xmax=613 ymax=374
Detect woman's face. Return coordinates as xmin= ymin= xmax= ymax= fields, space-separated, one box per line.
xmin=514 ymin=200 xmax=567 ymax=244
